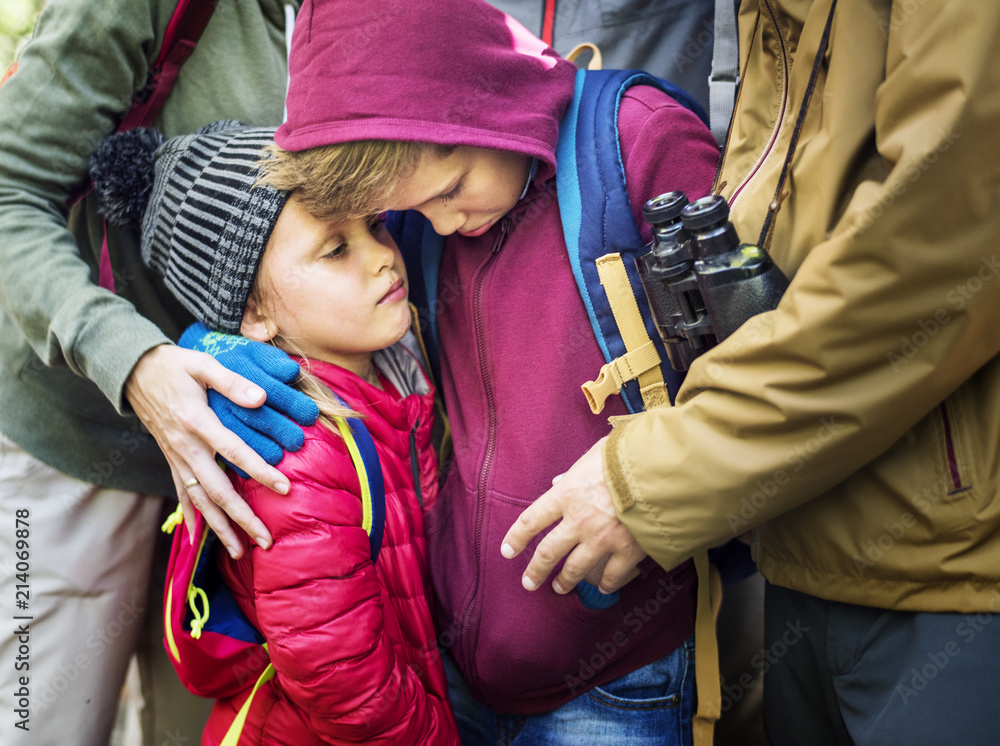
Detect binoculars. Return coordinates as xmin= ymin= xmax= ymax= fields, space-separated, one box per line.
xmin=636 ymin=192 xmax=789 ymax=371
xmin=577 ymin=194 xmax=786 ymax=611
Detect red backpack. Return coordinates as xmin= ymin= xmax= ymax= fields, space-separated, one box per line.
xmin=161 ymin=410 xmax=386 ymax=744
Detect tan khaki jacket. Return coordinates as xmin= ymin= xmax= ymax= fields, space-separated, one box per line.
xmin=606 ymin=0 xmax=1000 ymax=612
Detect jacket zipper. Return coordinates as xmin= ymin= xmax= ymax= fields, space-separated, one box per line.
xmin=409 ymin=418 xmax=423 ymax=510
xmin=938 ymin=402 xmax=965 ymax=493
xmin=461 ymin=217 xmax=512 ymax=686
xmin=728 ymin=0 xmax=790 ymax=210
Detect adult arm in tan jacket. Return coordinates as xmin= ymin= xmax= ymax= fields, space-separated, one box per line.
xmin=503 ymin=0 xmax=1000 ymax=595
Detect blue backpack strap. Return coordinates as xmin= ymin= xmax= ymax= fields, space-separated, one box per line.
xmin=557 ymin=68 xmax=698 ymax=413
xmin=333 ymin=403 xmax=386 ymax=564
xmin=388 ymin=210 xmax=444 ymax=387
xmin=559 ymin=73 xmax=735 ymax=740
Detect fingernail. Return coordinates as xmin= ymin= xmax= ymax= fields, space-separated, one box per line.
xmin=247 ymin=385 xmax=265 ymax=400
xmin=522 ymin=576 xmax=537 ymax=591
xmin=256 ymin=536 xmax=270 ymax=550
xmin=501 ymin=542 xmax=514 ymax=559
xmin=552 ymin=580 xmax=566 ymax=594
xmin=552 ymin=473 xmax=563 ymax=484
xmin=274 ymin=481 xmax=289 ymax=495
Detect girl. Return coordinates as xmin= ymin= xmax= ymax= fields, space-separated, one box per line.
xmin=90 ymin=123 xmax=459 ymax=745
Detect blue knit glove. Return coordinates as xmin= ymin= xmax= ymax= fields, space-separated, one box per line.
xmin=577 ymin=580 xmax=620 ymax=610
xmin=179 ymin=322 xmax=319 ymax=474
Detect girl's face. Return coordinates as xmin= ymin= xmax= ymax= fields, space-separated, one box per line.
xmin=242 ymin=196 xmax=410 ymax=378
xmin=387 ymin=146 xmax=532 ymax=237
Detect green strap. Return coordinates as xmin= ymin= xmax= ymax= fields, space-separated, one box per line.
xmin=221 ymin=643 xmax=275 ymax=746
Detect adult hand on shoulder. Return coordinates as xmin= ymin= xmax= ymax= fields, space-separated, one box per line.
xmin=501 ymin=437 xmax=647 ymax=596
xmin=125 ymin=343 xmax=292 ymax=558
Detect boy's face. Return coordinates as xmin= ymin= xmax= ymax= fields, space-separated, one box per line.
xmin=387 ymin=146 xmax=532 ymax=237
xmin=242 ymin=196 xmax=410 ymax=377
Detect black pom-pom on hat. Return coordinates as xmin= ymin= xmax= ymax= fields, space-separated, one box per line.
xmin=129 ymin=123 xmax=288 ymax=334
xmin=89 ymin=128 xmax=163 ymax=230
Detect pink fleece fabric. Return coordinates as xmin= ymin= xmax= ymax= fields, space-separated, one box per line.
xmin=432 ymin=87 xmax=717 ymax=712
xmin=277 ymin=0 xmax=576 ymax=181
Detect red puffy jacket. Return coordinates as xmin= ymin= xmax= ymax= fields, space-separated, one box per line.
xmin=202 ymin=348 xmax=459 ymax=745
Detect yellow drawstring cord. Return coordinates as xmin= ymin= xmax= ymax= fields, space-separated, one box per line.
xmin=161 ymin=503 xmax=184 ymax=533
xmin=187 ymin=585 xmax=210 ymax=640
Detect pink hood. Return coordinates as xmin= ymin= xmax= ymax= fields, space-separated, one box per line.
xmin=276 ymin=0 xmax=577 ymax=181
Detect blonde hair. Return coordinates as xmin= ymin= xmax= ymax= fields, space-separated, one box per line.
xmin=294 ymin=360 xmax=362 ymax=437
xmin=251 ymin=138 xmax=447 ymax=422
xmin=257 ymin=139 xmax=423 ymax=222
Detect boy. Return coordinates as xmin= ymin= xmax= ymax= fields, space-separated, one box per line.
xmin=251 ymin=0 xmax=720 ymax=741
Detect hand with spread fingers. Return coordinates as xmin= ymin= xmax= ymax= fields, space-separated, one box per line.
xmin=500 ymin=437 xmax=647 ymax=597
xmin=180 ymin=322 xmax=320 ymax=472
xmin=125 ymin=342 xmax=316 ymax=558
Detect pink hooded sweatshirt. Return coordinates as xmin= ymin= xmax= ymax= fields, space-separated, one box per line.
xmin=279 ymin=0 xmax=720 ymax=714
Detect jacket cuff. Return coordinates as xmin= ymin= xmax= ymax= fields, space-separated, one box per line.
xmin=85 ymin=313 xmax=173 ymax=415
xmin=603 ymin=414 xmax=642 ymax=514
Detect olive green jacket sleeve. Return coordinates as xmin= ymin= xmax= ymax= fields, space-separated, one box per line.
xmin=0 ymin=0 xmax=295 ymax=491
xmin=606 ymin=0 xmax=1000 ymax=577
xmin=0 ymin=0 xmax=169 ymax=413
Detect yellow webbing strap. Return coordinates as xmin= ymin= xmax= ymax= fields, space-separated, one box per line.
xmin=334 ymin=416 xmax=374 ymax=536
xmin=221 ymin=643 xmax=275 ymax=746
xmin=692 ymin=550 xmax=721 ymax=746
xmin=161 ymin=494 xmax=280 ymax=745
xmin=565 ymin=41 xmax=603 ymax=70
xmin=581 ymin=254 xmax=670 ymax=413
xmin=584 ymin=258 xmax=719 ymax=742
xmin=163 ymin=584 xmax=180 ymax=663
xmin=582 ymin=342 xmax=661 ymax=414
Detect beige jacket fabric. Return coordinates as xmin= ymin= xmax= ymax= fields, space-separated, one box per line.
xmin=605 ymin=0 xmax=1000 ymax=613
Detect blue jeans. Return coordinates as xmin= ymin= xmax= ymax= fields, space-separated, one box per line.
xmin=443 ymin=637 xmax=695 ymax=745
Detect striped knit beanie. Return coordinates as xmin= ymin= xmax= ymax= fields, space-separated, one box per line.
xmin=89 ymin=121 xmax=290 ymax=334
